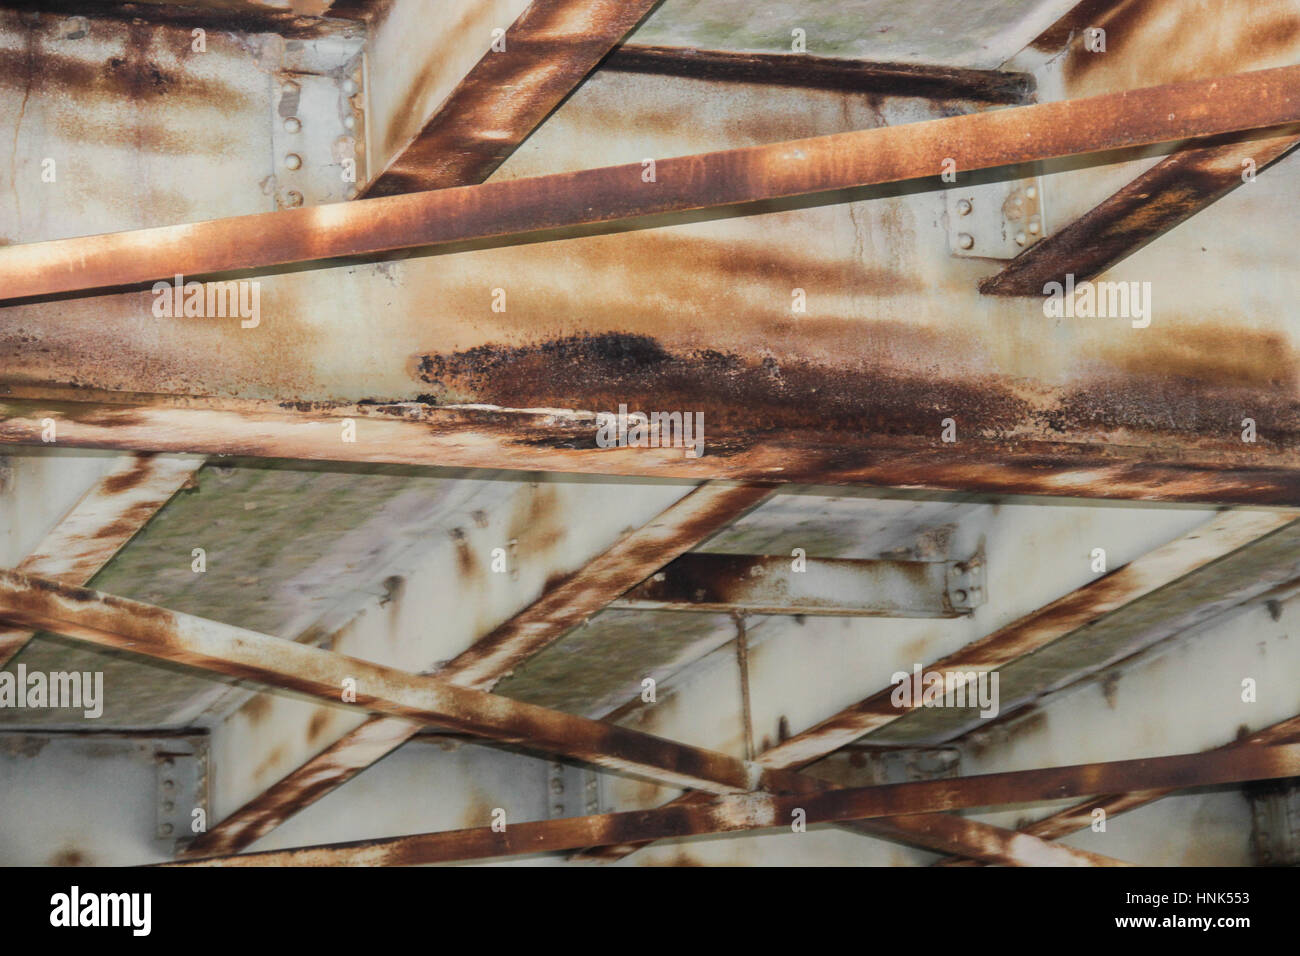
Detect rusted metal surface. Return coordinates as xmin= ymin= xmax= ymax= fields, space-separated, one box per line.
xmin=937 ymin=714 xmax=1300 ymax=865
xmin=603 ymin=44 xmax=1035 ymax=103
xmin=181 ymin=481 xmax=772 ymax=858
xmin=365 ymin=0 xmax=662 ymax=197
xmin=0 ymin=453 xmax=201 ymax=667
xmin=0 ymin=569 xmax=807 ymax=794
xmin=754 ymin=511 xmax=1296 ymax=769
xmin=0 ymin=1 xmax=358 ymax=37
xmin=9 ymin=393 xmax=1300 ymax=505
xmin=576 ymin=509 xmax=1295 ymax=861
xmin=4 ymin=64 xmax=1299 ymax=300
xmin=612 ymin=552 xmax=981 ymax=616
xmin=173 ymin=743 xmax=1300 ymax=865
xmin=981 ymin=130 xmax=1300 ymax=295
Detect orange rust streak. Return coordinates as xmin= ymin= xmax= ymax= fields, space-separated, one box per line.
xmin=4 ymin=65 xmax=1300 ymax=300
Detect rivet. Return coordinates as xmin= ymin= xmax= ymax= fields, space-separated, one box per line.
xmin=284 ymin=116 xmax=302 ymax=133
xmin=343 ymin=114 xmax=356 ymax=130
xmin=160 ymin=823 xmax=174 ymax=836
xmin=957 ymin=233 xmax=974 ymax=250
xmin=282 ymin=80 xmax=299 ymax=95
xmin=956 ymin=199 xmax=972 ymax=216
xmin=1014 ymin=231 xmax=1028 ymax=246
xmin=1028 ymin=219 xmax=1041 ymax=235
xmin=342 ymin=78 xmax=359 ymax=95
xmin=285 ymin=190 xmax=304 ymax=208
xmin=284 ymin=153 xmax=302 ymax=170
xmin=1026 ymin=186 xmax=1037 ymax=199
xmin=953 ymin=589 xmax=968 ymax=603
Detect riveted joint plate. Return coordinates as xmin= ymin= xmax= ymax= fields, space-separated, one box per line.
xmin=155 ymin=740 xmax=208 ymax=854
xmin=947 ymin=177 xmax=1048 ymax=259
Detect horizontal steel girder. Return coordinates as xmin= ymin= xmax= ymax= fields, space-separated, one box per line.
xmin=2 ymin=65 xmax=1298 ymax=301
xmin=612 ymin=553 xmax=984 ymax=616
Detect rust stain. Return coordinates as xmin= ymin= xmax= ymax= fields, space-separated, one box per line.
xmin=417 ymin=332 xmax=1031 ymax=437
xmin=48 ymin=846 xmax=90 ymax=866
xmin=1061 ymin=0 xmax=1300 ymax=90
xmin=307 ymin=709 xmax=330 ymax=744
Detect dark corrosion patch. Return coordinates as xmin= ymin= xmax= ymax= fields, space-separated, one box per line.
xmin=417 ymin=333 xmax=1031 ymax=438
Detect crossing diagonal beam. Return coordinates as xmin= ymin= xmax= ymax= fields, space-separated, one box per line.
xmin=172 ymin=743 xmax=1300 ymax=866
xmin=0 ymin=569 xmax=801 ymax=795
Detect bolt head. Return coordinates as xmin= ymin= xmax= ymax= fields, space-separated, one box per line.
xmin=957 ymin=233 xmax=974 ymax=250
xmin=284 ymin=153 xmax=302 ymax=170
xmin=284 ymin=116 xmax=302 ymax=133
xmin=956 ymin=199 xmax=972 ymax=216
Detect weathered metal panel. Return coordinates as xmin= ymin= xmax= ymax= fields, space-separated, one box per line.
xmin=628 ymin=0 xmax=1081 ymax=70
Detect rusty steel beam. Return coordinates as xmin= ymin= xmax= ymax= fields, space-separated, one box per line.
xmin=936 ymin=714 xmax=1300 ymax=866
xmin=980 ymin=129 xmax=1300 ymax=295
xmin=611 ymin=552 xmax=982 ymax=617
xmin=603 ymin=45 xmax=1035 ymax=104
xmin=0 ymin=566 xmax=1109 ymax=866
xmin=0 ymin=568 xmax=811 ymax=795
xmin=5 ymin=393 xmax=1300 ymax=506
xmin=365 ymin=0 xmax=662 ymax=197
xmin=3 ymin=65 xmax=1299 ymax=302
xmin=0 ymin=453 xmax=202 ymax=668
xmin=180 ymin=481 xmax=773 ymax=858
xmin=173 ymin=743 xmax=1300 ymax=865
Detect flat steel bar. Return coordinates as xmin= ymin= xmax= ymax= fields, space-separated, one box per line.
xmin=603 ymin=44 xmax=1035 ymax=104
